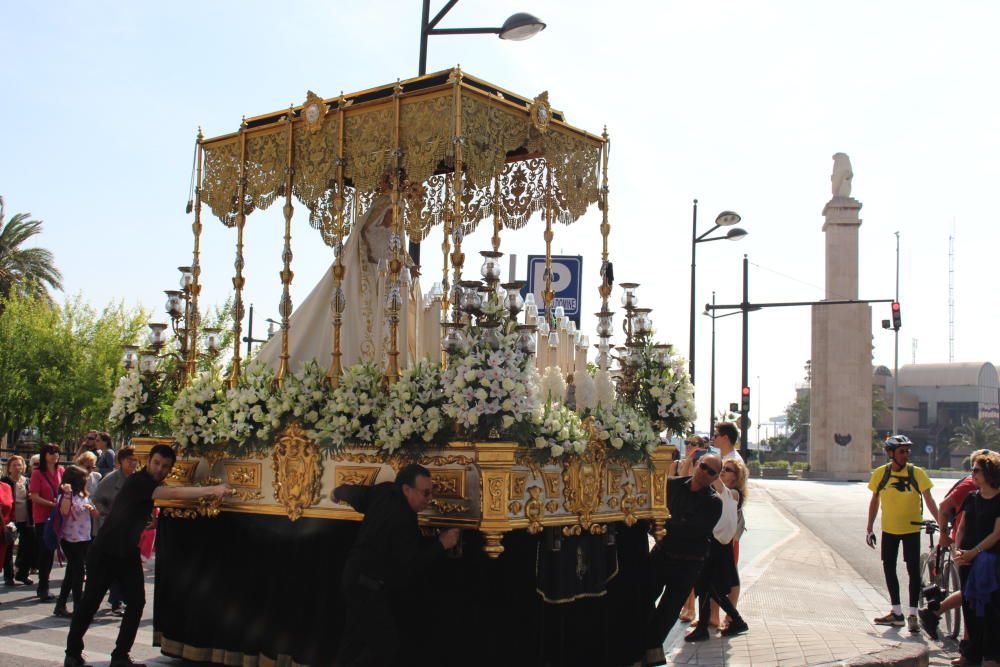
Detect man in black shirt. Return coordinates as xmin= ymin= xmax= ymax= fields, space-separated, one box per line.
xmin=642 ymin=454 xmax=723 ymax=667
xmin=333 ymin=463 xmax=460 ymax=666
xmin=64 ymin=444 xmax=230 ymax=667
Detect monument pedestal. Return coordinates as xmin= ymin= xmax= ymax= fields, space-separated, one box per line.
xmin=808 ymin=171 xmax=874 ymax=478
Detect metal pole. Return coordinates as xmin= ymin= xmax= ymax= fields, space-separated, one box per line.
xmin=688 ymin=198 xmax=698 ymax=386
xmin=418 ymin=0 xmax=430 ymax=76
xmin=893 ymin=231 xmax=899 ymax=434
xmin=740 ymin=254 xmax=750 ymax=459
xmin=246 ymin=303 xmax=255 ymax=358
xmin=709 ymin=291 xmax=717 ymax=437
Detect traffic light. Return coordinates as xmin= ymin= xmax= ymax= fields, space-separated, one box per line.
xmin=891 ymin=302 xmax=901 ymax=330
xmin=740 ymin=386 xmax=751 ymax=415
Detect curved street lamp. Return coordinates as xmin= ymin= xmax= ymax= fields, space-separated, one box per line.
xmin=418 ymin=2 xmax=546 ymax=76
xmin=688 ymin=200 xmax=747 ymax=392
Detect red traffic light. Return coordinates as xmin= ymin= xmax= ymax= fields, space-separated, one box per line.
xmin=741 ymin=386 xmax=751 ymax=396
xmin=891 ymin=302 xmax=900 ymax=312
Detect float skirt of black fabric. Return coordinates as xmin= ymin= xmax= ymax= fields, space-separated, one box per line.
xmin=154 ymin=513 xmax=653 ymax=667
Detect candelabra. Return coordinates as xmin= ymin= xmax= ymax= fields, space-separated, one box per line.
xmin=614 ymin=283 xmax=655 ymax=404
xmin=123 ymin=265 xmax=222 ymax=386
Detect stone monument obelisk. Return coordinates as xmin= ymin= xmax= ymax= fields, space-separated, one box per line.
xmin=809 ymin=153 xmax=873 ymax=479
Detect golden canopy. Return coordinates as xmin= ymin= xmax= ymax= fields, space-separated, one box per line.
xmin=198 ymin=68 xmax=606 ymax=248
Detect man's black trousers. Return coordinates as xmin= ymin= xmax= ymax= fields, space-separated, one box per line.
xmin=644 ymin=552 xmax=705 ymax=651
xmin=65 ymin=548 xmax=145 ymax=660
xmin=880 ymin=531 xmax=920 ymax=608
xmin=335 ymin=580 xmax=397 ymax=667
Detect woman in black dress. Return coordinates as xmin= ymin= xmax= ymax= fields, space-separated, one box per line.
xmin=953 ymin=450 xmax=1000 ymax=667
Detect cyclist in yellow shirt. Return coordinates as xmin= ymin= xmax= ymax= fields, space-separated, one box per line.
xmin=866 ymin=434 xmax=939 ymax=632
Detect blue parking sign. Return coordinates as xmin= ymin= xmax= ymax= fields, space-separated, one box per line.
xmin=524 ymin=255 xmax=583 ymax=326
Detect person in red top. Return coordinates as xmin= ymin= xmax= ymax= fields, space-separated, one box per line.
xmin=28 ymin=443 xmax=64 ymax=602
xmin=918 ymin=449 xmax=994 ymax=640
xmin=0 ymin=479 xmax=13 ymax=606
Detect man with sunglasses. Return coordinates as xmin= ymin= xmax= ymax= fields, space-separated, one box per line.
xmin=866 ymin=434 xmax=939 ymax=632
xmin=642 ymin=454 xmax=723 ymax=666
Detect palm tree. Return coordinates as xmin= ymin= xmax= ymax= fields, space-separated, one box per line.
xmin=948 ymin=417 xmax=1000 ymax=460
xmin=0 ymin=196 xmax=63 ymax=304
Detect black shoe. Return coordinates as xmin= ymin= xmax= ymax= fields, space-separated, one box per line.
xmin=110 ymin=604 xmax=125 ymax=617
xmin=918 ymin=607 xmax=940 ymax=640
xmin=37 ymin=592 xmax=55 ymax=602
xmin=110 ymin=655 xmax=147 ymax=667
xmin=721 ymin=618 xmax=749 ymax=636
xmin=15 ymin=575 xmax=34 ymax=586
xmin=63 ymin=655 xmax=92 ymax=667
xmin=53 ymin=603 xmax=72 ymax=618
xmin=684 ymin=625 xmax=711 ymax=642
xmin=4 ymin=578 xmax=15 ymax=586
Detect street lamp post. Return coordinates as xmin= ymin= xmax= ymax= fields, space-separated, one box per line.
xmin=688 ymin=199 xmax=746 ymax=389
xmin=414 ymin=1 xmax=545 ymax=268
xmin=703 ymin=292 xmax=741 ymax=436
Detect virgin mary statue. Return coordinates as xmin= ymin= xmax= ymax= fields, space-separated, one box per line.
xmin=256 ymin=195 xmax=425 ymax=375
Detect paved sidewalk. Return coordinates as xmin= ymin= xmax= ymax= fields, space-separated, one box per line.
xmin=662 ymin=486 xmax=941 ymax=667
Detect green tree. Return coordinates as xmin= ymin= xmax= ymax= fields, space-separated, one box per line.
xmin=948 ymin=418 xmax=1000 ymax=459
xmin=0 ymin=197 xmax=62 ymax=306
xmin=0 ymin=291 xmax=147 ymax=447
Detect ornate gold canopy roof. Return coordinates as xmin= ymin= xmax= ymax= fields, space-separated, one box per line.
xmin=199 ymin=68 xmax=606 ymax=247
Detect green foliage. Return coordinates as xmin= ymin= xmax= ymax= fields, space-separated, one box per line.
xmin=763 ymin=434 xmax=795 ymax=455
xmin=0 ymin=197 xmax=63 ymax=305
xmin=791 ymin=461 xmax=810 ymax=472
xmin=948 ymin=418 xmax=1000 ymax=457
xmin=0 ymin=291 xmax=147 ymax=445
xmin=762 ymin=459 xmax=790 ymax=469
xmin=747 ymin=460 xmax=761 ymax=477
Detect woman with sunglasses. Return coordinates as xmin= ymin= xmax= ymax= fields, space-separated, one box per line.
xmin=28 ymin=443 xmax=63 ymax=602
xmin=952 ymin=450 xmax=1000 ymax=667
xmin=686 ymin=460 xmax=750 ymax=641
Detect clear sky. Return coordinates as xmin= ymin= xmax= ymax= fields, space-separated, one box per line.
xmin=3 ymin=1 xmax=998 ymax=437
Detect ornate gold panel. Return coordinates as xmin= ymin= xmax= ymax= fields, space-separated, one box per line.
xmin=431 ymin=469 xmax=466 ymax=500
xmin=524 ymin=486 xmax=544 ymax=534
xmin=509 ymin=473 xmax=527 ymax=499
xmin=634 ymin=469 xmax=651 ymax=496
xmin=652 ymin=472 xmax=667 ymax=508
xmin=607 ymin=469 xmax=623 ymax=496
xmin=334 ymin=466 xmax=380 ymax=488
xmin=166 ymin=460 xmax=199 ymax=486
xmin=561 ymin=418 xmax=607 ymax=533
xmin=271 ymin=423 xmax=324 ymax=522
xmin=542 ymin=472 xmax=560 ymax=497
xmin=224 ymin=463 xmax=261 ymax=489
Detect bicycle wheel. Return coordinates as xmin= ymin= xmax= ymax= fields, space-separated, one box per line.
xmin=917 ymin=552 xmax=932 ymax=607
xmin=941 ymin=559 xmax=962 ymax=640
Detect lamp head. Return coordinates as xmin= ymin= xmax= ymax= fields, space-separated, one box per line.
xmin=715 ymin=211 xmax=742 ymax=227
xmin=725 ymin=227 xmax=748 ymax=241
xmin=499 ymin=12 xmax=546 ymax=41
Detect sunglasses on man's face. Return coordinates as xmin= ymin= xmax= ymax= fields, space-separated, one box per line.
xmin=699 ymin=462 xmax=721 ymax=477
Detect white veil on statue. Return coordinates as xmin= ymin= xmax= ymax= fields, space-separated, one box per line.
xmin=257 ymin=195 xmax=423 ymax=375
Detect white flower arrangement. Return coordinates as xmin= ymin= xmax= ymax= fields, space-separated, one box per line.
xmin=212 ymin=362 xmax=277 ymax=456
xmin=441 ymin=326 xmax=539 ymax=439
xmin=375 ymin=360 xmax=449 ymax=455
xmin=109 ymin=370 xmax=149 ymax=435
xmin=526 ymin=401 xmax=588 ymax=462
xmin=172 ymin=373 xmax=223 ymax=457
xmin=593 ymin=402 xmax=660 ymax=464
xmin=266 ymin=360 xmax=329 ymax=443
xmin=637 ymin=345 xmax=696 ymax=436
xmin=313 ymin=361 xmax=384 ymax=452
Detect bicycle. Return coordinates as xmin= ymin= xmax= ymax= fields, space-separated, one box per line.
xmin=913 ymin=519 xmax=962 ymax=641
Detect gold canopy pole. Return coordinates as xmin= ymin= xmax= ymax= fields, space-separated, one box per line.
xmin=491 ymin=175 xmax=502 ymax=252
xmin=186 ymin=128 xmax=205 ymax=385
xmin=599 ymin=128 xmax=611 ymax=309
xmin=329 ymin=95 xmax=348 ymax=387
xmin=449 ymin=68 xmax=465 ymax=326
xmin=228 ymin=120 xmax=249 ymax=388
xmin=276 ymin=108 xmax=295 ymax=385
xmin=385 ymin=81 xmax=404 ymax=385
xmin=542 ymin=165 xmax=555 ymax=322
